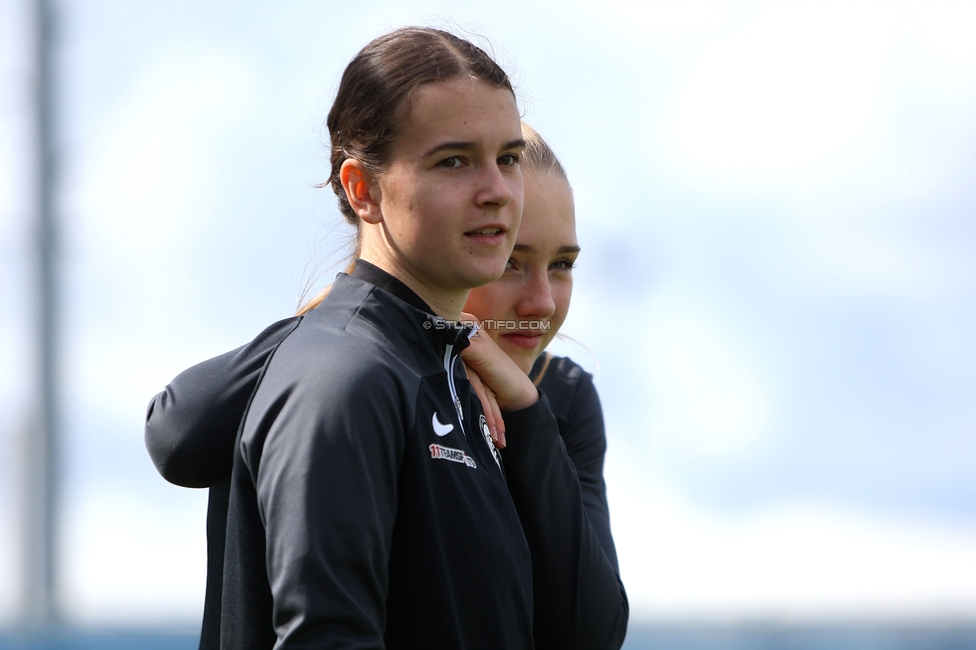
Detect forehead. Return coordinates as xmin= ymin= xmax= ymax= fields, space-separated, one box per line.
xmin=393 ymin=77 xmax=522 ymax=155
xmin=518 ymin=170 xmax=576 ymax=247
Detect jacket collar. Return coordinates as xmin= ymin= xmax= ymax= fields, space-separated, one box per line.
xmin=350 ymin=259 xmax=475 ymax=352
xmin=352 ymin=259 xmax=433 ymax=314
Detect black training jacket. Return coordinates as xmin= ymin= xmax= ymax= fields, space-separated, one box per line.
xmin=146 ymin=262 xmax=628 ymax=649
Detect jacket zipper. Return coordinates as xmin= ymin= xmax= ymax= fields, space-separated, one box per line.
xmin=443 ymin=344 xmax=464 ymax=435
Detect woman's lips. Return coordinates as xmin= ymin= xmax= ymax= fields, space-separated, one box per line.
xmin=500 ymin=333 xmax=543 ymax=350
xmin=464 ymin=226 xmax=507 ymax=246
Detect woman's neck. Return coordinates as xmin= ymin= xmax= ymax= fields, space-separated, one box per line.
xmin=358 ymin=250 xmax=469 ymax=321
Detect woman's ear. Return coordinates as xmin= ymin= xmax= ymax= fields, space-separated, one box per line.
xmin=340 ymin=159 xmax=382 ymax=224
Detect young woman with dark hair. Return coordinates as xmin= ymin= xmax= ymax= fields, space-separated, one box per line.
xmin=147 ymin=28 xmax=627 ymax=650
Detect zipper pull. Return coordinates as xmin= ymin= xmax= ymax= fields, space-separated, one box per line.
xmin=454 ymin=397 xmax=463 ymax=421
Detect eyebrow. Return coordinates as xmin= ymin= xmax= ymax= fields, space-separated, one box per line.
xmin=422 ymin=138 xmax=525 ymax=159
xmin=512 ymin=244 xmax=581 ymax=254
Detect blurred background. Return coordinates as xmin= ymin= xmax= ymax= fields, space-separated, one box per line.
xmin=1 ymin=0 xmax=975 ymax=648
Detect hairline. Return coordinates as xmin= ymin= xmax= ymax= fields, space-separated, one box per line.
xmin=365 ymin=74 xmax=517 ymax=178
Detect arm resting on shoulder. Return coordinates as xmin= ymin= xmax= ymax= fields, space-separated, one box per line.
xmin=559 ymin=372 xmax=620 ymax=573
xmin=502 ymin=394 xmax=629 ymax=650
xmin=144 ymin=317 xmax=299 ymax=487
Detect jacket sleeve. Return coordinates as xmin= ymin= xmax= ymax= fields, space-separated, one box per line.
xmin=560 ymin=374 xmax=620 ymax=572
xmin=144 ymin=317 xmax=300 ymax=488
xmin=502 ymin=394 xmax=629 ymax=650
xmin=246 ymin=349 xmax=407 ymax=649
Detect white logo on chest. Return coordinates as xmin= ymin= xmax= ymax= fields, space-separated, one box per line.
xmin=432 ymin=412 xmax=454 ymax=437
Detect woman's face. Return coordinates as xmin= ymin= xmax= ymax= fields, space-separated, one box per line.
xmin=369 ymin=76 xmax=524 ymax=299
xmin=463 ymin=169 xmax=578 ymax=374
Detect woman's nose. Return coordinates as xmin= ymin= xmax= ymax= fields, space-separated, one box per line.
xmin=516 ymin=271 xmax=555 ymax=319
xmin=475 ymin=161 xmax=515 ymax=208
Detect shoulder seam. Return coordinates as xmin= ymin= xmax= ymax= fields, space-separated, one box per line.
xmin=236 ymin=315 xmax=304 ymax=447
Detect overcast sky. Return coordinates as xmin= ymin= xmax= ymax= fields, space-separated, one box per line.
xmin=1 ymin=0 xmax=975 ymax=627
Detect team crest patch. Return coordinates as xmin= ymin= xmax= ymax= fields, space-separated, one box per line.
xmin=479 ymin=415 xmax=502 ymax=470
xmin=429 ymin=444 xmax=476 ymax=468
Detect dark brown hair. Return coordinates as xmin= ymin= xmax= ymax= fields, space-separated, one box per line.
xmin=327 ymin=27 xmax=515 ymax=223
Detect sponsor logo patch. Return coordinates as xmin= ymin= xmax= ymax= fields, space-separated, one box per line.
xmin=429 ymin=444 xmax=477 ymax=468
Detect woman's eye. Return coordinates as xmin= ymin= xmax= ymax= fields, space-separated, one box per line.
xmin=439 ymin=156 xmax=464 ymax=169
xmin=504 ymin=258 xmax=516 ymax=271
xmin=498 ymin=153 xmax=520 ymax=167
xmin=550 ymin=258 xmax=577 ymax=271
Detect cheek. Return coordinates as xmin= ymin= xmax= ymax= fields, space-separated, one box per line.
xmin=377 ymin=180 xmax=415 ymax=237
xmin=463 ymin=287 xmax=492 ymax=321
xmin=549 ymin=280 xmax=573 ymax=331
xmin=464 ymin=283 xmax=520 ymax=322
xmin=510 ymin=177 xmax=525 ymax=213
xmin=485 ymin=327 xmax=505 ymax=346
xmin=382 ymin=172 xmax=443 ymax=235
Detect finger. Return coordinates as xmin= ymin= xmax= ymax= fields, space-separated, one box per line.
xmin=463 ymin=361 xmax=500 ymax=445
xmin=486 ymin=385 xmax=505 ymax=449
xmin=459 ymin=334 xmax=513 ymax=404
xmin=461 ymin=336 xmax=538 ymax=412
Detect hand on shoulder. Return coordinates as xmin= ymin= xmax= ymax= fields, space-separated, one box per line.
xmin=459 ymin=312 xmax=539 ymax=414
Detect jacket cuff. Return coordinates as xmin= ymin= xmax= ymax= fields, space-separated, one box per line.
xmin=501 ymin=391 xmax=561 ymax=457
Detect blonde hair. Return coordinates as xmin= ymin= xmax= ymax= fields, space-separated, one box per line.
xmin=296 ymin=258 xmax=356 ymax=315
xmin=520 ymin=122 xmax=568 ymax=181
